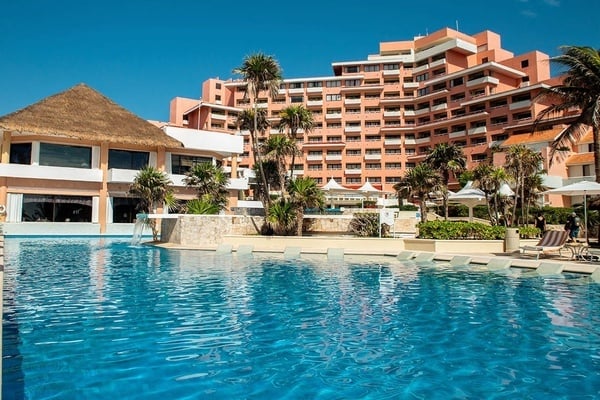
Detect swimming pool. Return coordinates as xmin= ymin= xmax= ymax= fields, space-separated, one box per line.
xmin=3 ymin=238 xmax=600 ymax=399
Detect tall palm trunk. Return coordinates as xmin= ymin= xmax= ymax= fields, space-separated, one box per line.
xmin=289 ymin=127 xmax=297 ymax=182
xmin=594 ymin=126 xmax=600 ymax=184
xmin=252 ymin=103 xmax=270 ymax=212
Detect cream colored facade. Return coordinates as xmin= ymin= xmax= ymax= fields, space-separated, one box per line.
xmin=170 ymin=27 xmax=582 ymax=194
xmin=0 ymin=85 xmax=245 ymax=236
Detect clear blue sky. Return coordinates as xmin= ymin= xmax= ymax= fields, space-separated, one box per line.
xmin=1 ymin=0 xmax=597 ymax=121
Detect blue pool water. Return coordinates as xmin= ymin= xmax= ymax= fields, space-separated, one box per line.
xmin=3 ymin=238 xmax=600 ymax=399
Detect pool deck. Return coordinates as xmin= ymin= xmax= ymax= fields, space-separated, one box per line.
xmin=154 ymin=235 xmax=600 ymax=277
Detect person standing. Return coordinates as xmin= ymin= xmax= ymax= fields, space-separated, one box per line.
xmin=535 ymin=212 xmax=546 ymax=237
xmin=565 ymin=211 xmax=581 ymax=241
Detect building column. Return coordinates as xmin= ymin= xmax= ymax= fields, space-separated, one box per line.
xmin=0 ymin=131 xmax=11 ymax=222
xmin=98 ymin=142 xmax=109 ymax=233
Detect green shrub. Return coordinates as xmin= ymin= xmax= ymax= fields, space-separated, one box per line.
xmin=417 ymin=220 xmax=505 ymax=240
xmin=518 ymin=226 xmax=539 ymax=239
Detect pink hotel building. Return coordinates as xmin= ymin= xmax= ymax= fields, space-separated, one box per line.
xmin=169 ymin=27 xmax=582 ymax=194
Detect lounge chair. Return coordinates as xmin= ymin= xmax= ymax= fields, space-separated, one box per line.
xmin=520 ymin=230 xmax=569 ymax=260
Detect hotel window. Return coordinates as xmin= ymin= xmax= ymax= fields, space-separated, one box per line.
xmin=417 ymin=88 xmax=430 ymax=97
xmin=291 ymin=96 xmax=304 ymax=103
xmin=345 ymin=79 xmax=361 ymax=87
xmin=366 ymin=163 xmax=381 ymax=170
xmin=346 ymin=177 xmax=361 ymax=184
xmin=405 ymin=162 xmax=416 ymax=168
xmin=215 ymin=83 xmax=221 ymax=89
xmin=385 ymin=163 xmax=402 ymax=169
xmin=346 ymin=163 xmax=361 ymax=170
xmin=364 ymin=65 xmax=380 ymax=72
xmin=326 ymin=94 xmax=341 ymax=101
xmin=39 ymin=143 xmax=92 ymax=169
xmin=521 ymin=59 xmax=529 ymax=68
xmin=386 ymin=176 xmax=401 ymax=183
xmin=108 ymin=149 xmax=149 ymax=170
xmin=326 ymin=80 xmax=341 ymax=87
xmin=385 ymin=148 xmax=401 ymax=154
xmin=451 ymin=77 xmax=464 ymax=87
xmin=383 ymin=63 xmax=399 ymax=70
xmin=327 ymin=164 xmax=342 ymax=170
xmin=345 ymin=66 xmax=359 ymax=73
xmin=307 ymin=81 xmax=323 ymax=88
xmin=415 ymin=73 xmax=429 ymax=82
xmin=171 ymin=155 xmax=212 ymax=175
xmin=22 ymin=194 xmax=92 ymax=222
xmin=308 ymin=164 xmax=323 ymax=171
xmin=365 ymin=94 xmax=380 ymax=100
xmin=289 ymin=82 xmax=304 ymax=89
xmin=490 ymin=98 xmax=507 ymax=108
xmin=10 ymin=142 xmax=32 ymax=164
xmin=112 ymin=197 xmax=138 ymax=223
xmin=346 ymin=149 xmax=361 ymax=156
xmin=405 ymin=148 xmax=416 ymax=155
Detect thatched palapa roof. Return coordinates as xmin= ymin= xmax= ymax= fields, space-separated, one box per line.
xmin=0 ymin=83 xmax=182 ymax=148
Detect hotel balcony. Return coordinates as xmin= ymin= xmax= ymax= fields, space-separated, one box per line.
xmin=0 ymin=164 xmax=103 ymax=183
xmin=384 ymin=138 xmax=402 ymax=146
xmin=344 ymin=98 xmax=362 ymax=105
xmin=288 ymin=88 xmax=304 ymax=94
xmin=344 ymin=126 xmax=362 ymax=133
xmin=429 ymin=58 xmax=446 ymax=68
xmin=414 ymin=108 xmax=430 ymax=116
xmin=210 ymin=113 xmax=227 ymax=120
xmin=364 ymin=154 xmax=382 ymax=160
xmin=108 ymin=168 xmax=139 ymax=183
xmin=325 ymin=154 xmax=343 ymax=161
xmin=449 ymin=130 xmax=467 ymax=138
xmin=306 ymin=87 xmax=323 ymax=93
xmin=325 ymin=112 xmax=342 ymax=120
xmin=404 ymin=138 xmax=416 ymax=145
xmin=509 ymin=100 xmax=532 ymax=110
xmin=307 ymin=99 xmax=323 ymax=107
xmin=277 ymin=89 xmax=287 ymax=95
xmin=466 ymin=76 xmax=500 ymax=87
xmin=345 ymin=169 xmax=362 ymax=175
xmin=383 ymin=69 xmax=401 ymax=76
xmin=306 ymin=154 xmax=323 ymax=161
xmin=415 ymin=137 xmax=431 ymax=145
xmin=292 ymin=169 xmax=304 ymax=176
xmin=431 ymin=103 xmax=448 ymax=112
xmin=383 ymin=110 xmax=402 ymax=117
xmin=468 ymin=126 xmax=487 ymax=135
xmin=403 ymin=82 xmax=420 ymax=89
xmin=403 ymin=110 xmax=416 ymax=116
xmin=413 ymin=64 xmax=429 ymax=73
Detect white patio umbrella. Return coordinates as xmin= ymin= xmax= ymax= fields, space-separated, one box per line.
xmin=358 ymin=180 xmax=382 ymax=207
xmin=321 ymin=177 xmax=354 ymax=207
xmin=448 ymin=181 xmax=486 ymax=222
xmin=544 ymin=180 xmax=600 ymax=243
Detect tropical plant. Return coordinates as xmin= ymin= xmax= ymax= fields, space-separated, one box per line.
xmin=394 ymin=163 xmax=442 ymax=223
xmin=129 ymin=166 xmax=173 ymax=241
xmin=278 ymin=105 xmax=314 ymax=179
xmin=424 ymin=143 xmax=467 ymax=219
xmin=472 ymin=163 xmax=511 ymax=226
xmin=261 ymin=135 xmax=299 ymax=197
xmin=504 ymin=144 xmax=545 ymax=226
xmin=237 ymin=108 xmax=270 ymax=205
xmin=287 ymin=176 xmax=325 ymax=236
xmin=266 ymin=198 xmax=296 ymax=235
xmin=185 ymin=197 xmax=221 ymax=215
xmin=534 ymin=46 xmax=600 ymax=181
xmin=233 ymin=54 xmax=283 ymax=211
xmin=183 ymin=162 xmax=229 ymax=212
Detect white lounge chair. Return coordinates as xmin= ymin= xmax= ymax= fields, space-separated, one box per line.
xmin=521 ymin=230 xmax=569 ymax=260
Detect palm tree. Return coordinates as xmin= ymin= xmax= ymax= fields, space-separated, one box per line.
xmin=278 ymin=105 xmax=314 ymax=179
xmin=236 ymin=108 xmax=270 ymax=206
xmin=394 ymin=164 xmax=442 ymax=223
xmin=287 ymin=176 xmax=325 ymax=236
xmin=534 ymin=46 xmax=600 ymax=181
xmin=261 ymin=135 xmax=299 ymax=197
xmin=129 ymin=166 xmax=173 ymax=240
xmin=185 ymin=197 xmax=221 ymax=215
xmin=183 ymin=162 xmax=229 ymax=212
xmin=424 ymin=143 xmax=466 ymax=219
xmin=473 ymin=164 xmax=511 ymax=226
xmin=234 ymin=54 xmax=283 ymax=209
xmin=504 ymin=145 xmax=544 ymax=226
xmin=267 ymin=198 xmax=296 ymax=235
